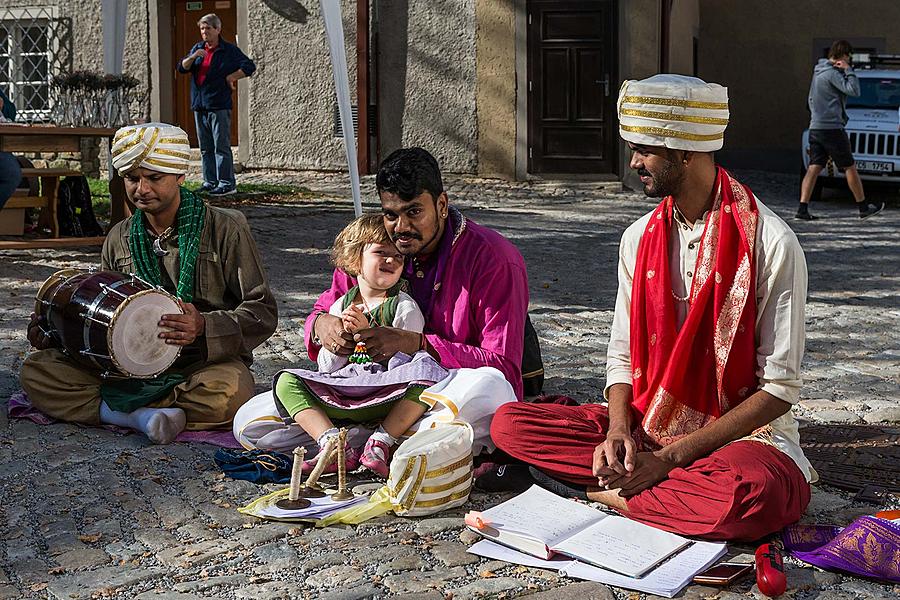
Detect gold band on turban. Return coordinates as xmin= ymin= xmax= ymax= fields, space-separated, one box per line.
xmin=111 ymin=123 xmax=191 ymax=175
xmin=617 ymin=75 xmax=729 ymax=152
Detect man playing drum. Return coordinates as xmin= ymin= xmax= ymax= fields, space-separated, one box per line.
xmin=21 ymin=123 xmax=277 ymax=444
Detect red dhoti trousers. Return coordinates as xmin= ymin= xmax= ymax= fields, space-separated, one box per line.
xmin=490 ymin=402 xmax=811 ymax=542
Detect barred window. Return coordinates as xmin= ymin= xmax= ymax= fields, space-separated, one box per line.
xmin=0 ymin=7 xmax=60 ymax=122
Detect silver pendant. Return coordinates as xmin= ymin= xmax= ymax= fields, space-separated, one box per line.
xmin=152 ymin=237 xmax=169 ymax=257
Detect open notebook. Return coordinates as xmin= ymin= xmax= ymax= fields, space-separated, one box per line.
xmin=468 ymin=485 xmax=691 ymax=578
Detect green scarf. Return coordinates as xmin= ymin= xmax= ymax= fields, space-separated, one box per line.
xmin=129 ymin=186 xmax=206 ymax=302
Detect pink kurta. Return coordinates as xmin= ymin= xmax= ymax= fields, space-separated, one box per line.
xmin=305 ymin=214 xmax=529 ymax=400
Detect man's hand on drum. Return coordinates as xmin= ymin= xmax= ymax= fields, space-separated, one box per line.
xmin=26 ymin=313 xmax=55 ymax=350
xmin=158 ymin=300 xmax=206 ymax=346
xmin=314 ymin=313 xmax=354 ymax=356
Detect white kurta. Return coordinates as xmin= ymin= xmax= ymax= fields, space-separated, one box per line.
xmin=605 ymin=198 xmax=816 ymax=483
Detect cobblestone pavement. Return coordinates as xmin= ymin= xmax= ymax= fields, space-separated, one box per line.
xmin=0 ymin=170 xmax=898 ymax=599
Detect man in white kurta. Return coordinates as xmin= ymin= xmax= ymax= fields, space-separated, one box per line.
xmin=490 ymin=74 xmax=815 ymax=542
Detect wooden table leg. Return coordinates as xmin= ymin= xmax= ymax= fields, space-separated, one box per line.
xmin=41 ymin=175 xmax=60 ymax=238
xmin=108 ymin=173 xmax=131 ymax=230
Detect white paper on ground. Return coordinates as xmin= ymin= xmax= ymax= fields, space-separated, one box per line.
xmin=258 ymin=494 xmax=366 ymax=519
xmin=468 ymin=538 xmax=727 ymax=598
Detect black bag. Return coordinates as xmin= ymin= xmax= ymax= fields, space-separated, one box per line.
xmin=521 ymin=314 xmax=544 ymax=397
xmin=57 ymin=175 xmax=103 ymax=237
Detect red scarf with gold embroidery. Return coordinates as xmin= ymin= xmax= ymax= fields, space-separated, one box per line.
xmin=629 ymin=168 xmax=759 ymax=447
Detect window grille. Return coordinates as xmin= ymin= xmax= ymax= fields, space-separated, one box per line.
xmin=0 ymin=7 xmax=68 ymax=123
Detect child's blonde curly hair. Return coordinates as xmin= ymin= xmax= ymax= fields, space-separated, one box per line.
xmin=331 ymin=213 xmax=397 ymax=277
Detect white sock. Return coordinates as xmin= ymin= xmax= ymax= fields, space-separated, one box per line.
xmin=99 ymin=401 xmax=186 ymax=445
xmin=369 ymin=426 xmax=397 ymax=448
xmin=316 ymin=427 xmax=340 ymax=451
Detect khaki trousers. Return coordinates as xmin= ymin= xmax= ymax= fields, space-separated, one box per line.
xmin=20 ymin=349 xmax=254 ymax=430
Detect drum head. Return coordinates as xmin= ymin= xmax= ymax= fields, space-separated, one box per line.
xmin=34 ymin=268 xmax=83 ymax=316
xmin=109 ymin=290 xmax=182 ymax=378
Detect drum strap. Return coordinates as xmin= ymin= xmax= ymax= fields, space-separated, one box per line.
xmin=130 ymin=186 xmax=207 ymax=302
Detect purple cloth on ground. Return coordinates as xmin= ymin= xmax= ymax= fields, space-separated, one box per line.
xmin=280 ymin=351 xmax=449 ymax=410
xmin=783 ymin=517 xmax=900 ymax=583
xmin=7 ymin=391 xmax=242 ymax=447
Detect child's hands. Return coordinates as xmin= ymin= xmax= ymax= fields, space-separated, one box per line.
xmin=341 ymin=304 xmax=368 ymax=333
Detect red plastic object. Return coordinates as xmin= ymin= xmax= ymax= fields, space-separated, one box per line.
xmin=755 ymin=543 xmax=787 ymax=597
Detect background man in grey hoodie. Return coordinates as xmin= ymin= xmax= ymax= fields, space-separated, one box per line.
xmin=797 ymin=40 xmax=884 ymax=220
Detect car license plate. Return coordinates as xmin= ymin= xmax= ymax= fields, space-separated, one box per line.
xmin=856 ymin=160 xmax=893 ymax=173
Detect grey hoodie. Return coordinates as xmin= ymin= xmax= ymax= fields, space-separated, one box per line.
xmin=808 ymin=58 xmax=861 ymax=130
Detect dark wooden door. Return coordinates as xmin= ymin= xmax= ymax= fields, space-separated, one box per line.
xmin=173 ymin=0 xmax=239 ymax=147
xmin=527 ymin=0 xmax=616 ymax=174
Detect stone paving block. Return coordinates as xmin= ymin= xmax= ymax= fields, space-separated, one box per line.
xmin=173 ymin=575 xmax=248 ymax=593
xmin=519 ymin=581 xmax=616 ymax=599
xmin=304 ymin=564 xmax=366 ymax=588
xmin=446 ymin=576 xmax=526 ymax=599
xmin=374 ymin=554 xmax=427 ymax=575
xmin=177 ymin=521 xmax=219 ymax=542
xmin=232 ymin=581 xmax=295 ymax=600
xmin=231 ymin=524 xmax=290 ymax=547
xmin=52 ymin=547 xmax=109 ymax=570
xmin=430 ymin=540 xmax=480 ymax=567
xmin=46 ymin=566 xmax=160 ymax=600
xmin=156 ymin=539 xmax=240 ymax=568
xmin=135 ymin=592 xmax=213 ymax=600
xmin=413 ymin=517 xmax=464 ymax=536
xmin=382 ymin=566 xmax=467 ymax=594
xmin=863 ymin=407 xmax=900 ymax=423
xmin=134 ymin=528 xmax=179 ymax=550
xmin=0 ymin=585 xmax=20 ymax=600
xmin=806 ymin=409 xmax=860 ymax=424
xmin=299 ymin=551 xmax=350 ymax=573
xmin=318 ymin=584 xmax=382 ymax=600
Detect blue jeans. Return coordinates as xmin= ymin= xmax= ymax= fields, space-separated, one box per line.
xmin=0 ymin=152 xmax=22 ymax=210
xmin=195 ymin=109 xmax=235 ymax=188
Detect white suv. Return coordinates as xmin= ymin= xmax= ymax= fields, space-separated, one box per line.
xmin=801 ymin=60 xmax=900 ymax=194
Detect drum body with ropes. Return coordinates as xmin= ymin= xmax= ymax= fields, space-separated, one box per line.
xmin=35 ymin=269 xmax=183 ymax=378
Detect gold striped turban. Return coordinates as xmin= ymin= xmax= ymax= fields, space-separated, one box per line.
xmin=617 ymin=74 xmax=729 ymax=152
xmin=111 ymin=123 xmax=191 ymax=175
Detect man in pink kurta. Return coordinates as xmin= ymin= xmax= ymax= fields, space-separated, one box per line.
xmin=306 ymin=148 xmax=531 ymax=400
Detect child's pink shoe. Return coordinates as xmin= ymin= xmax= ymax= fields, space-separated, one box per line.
xmin=360 ymin=437 xmax=392 ymax=478
xmin=301 ymin=444 xmax=361 ymax=475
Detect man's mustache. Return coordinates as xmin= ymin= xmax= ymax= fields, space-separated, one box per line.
xmin=392 ymin=231 xmax=422 ymax=241
xmin=637 ymin=169 xmax=651 ymax=178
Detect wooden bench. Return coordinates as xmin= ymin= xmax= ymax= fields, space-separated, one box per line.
xmin=1 ymin=167 xmax=80 ymax=240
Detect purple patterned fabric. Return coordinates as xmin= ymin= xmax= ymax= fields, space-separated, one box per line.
xmin=280 ymin=351 xmax=448 ymax=410
xmin=783 ymin=517 xmax=900 ymax=583
xmin=7 ymin=391 xmax=242 ymax=447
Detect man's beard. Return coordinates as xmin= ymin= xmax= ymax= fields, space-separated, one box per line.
xmin=639 ymin=160 xmax=685 ymax=198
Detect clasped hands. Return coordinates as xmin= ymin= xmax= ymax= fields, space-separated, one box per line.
xmin=592 ymin=430 xmax=676 ymax=498
xmin=316 ymin=308 xmax=420 ymax=361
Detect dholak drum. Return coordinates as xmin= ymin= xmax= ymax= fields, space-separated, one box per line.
xmin=36 ymin=269 xmax=183 ymax=378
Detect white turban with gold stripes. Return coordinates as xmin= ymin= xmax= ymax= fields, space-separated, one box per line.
xmin=617 ymin=74 xmax=729 ymax=152
xmin=111 ymin=123 xmax=191 ymax=175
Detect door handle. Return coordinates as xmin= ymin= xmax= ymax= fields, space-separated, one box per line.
xmin=595 ymin=77 xmax=610 ymax=97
